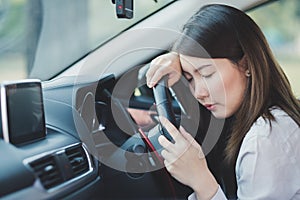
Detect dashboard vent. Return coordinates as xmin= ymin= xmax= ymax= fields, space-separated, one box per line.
xmin=65 ymin=145 xmax=89 ymax=177
xmin=29 ymin=156 xmax=63 ymax=189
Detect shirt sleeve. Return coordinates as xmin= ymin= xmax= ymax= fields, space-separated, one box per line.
xmin=188 ymin=186 xmax=227 ymax=200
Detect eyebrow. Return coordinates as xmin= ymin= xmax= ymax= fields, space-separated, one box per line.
xmin=182 ymin=64 xmax=213 ymax=76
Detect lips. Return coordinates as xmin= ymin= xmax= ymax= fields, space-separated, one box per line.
xmin=204 ymin=103 xmax=216 ymax=111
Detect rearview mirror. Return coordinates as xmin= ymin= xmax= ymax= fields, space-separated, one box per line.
xmin=111 ymin=0 xmax=133 ymax=19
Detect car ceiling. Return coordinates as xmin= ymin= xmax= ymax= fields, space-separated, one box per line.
xmin=55 ymin=0 xmax=269 ymax=85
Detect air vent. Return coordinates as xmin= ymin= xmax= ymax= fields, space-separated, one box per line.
xmin=29 ymin=156 xmax=63 ymax=189
xmin=65 ymin=145 xmax=89 ymax=177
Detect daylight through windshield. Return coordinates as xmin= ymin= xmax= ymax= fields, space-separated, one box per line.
xmin=0 ymin=0 xmax=174 ymax=81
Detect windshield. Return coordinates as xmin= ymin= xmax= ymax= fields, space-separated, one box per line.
xmin=0 ymin=0 xmax=175 ymax=81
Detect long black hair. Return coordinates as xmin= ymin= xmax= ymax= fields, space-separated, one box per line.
xmin=172 ymin=4 xmax=300 ymax=163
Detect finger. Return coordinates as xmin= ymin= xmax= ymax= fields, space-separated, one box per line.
xmin=164 ymin=159 xmax=172 ymax=170
xmin=161 ymin=149 xmax=173 ymax=162
xmin=146 ymin=62 xmax=162 ymax=87
xmin=168 ymin=72 xmax=181 ymax=87
xmin=158 ymin=135 xmax=173 ymax=150
xmin=180 ymin=126 xmax=201 ymax=150
xmin=179 ymin=126 xmax=195 ymax=143
xmin=147 ymin=61 xmax=172 ymax=88
xmin=146 ymin=58 xmax=171 ymax=87
xmin=159 ymin=116 xmax=182 ymax=143
xmin=179 ymin=127 xmax=204 ymax=158
xmin=162 ymin=150 xmax=181 ymax=166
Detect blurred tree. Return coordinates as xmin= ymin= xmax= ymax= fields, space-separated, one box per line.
xmin=249 ymin=0 xmax=300 ymax=44
xmin=25 ymin=0 xmax=42 ymax=75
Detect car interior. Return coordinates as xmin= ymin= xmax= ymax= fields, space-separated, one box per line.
xmin=0 ymin=0 xmax=299 ymax=199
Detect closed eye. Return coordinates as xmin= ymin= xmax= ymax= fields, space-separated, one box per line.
xmin=202 ymin=73 xmax=214 ymax=78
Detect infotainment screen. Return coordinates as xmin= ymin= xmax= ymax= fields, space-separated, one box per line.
xmin=1 ymin=80 xmax=46 ymax=145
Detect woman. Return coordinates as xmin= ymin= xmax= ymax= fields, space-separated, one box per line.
xmin=146 ymin=4 xmax=300 ymax=200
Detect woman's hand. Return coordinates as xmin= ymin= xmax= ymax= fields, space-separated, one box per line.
xmin=158 ymin=117 xmax=219 ymax=200
xmin=146 ymin=52 xmax=181 ymax=88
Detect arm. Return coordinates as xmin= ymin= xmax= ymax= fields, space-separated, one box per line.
xmin=158 ymin=117 xmax=224 ymax=200
xmin=188 ymin=186 xmax=227 ymax=200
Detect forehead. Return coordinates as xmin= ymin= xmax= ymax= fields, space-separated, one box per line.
xmin=179 ymin=54 xmax=241 ymax=75
xmin=179 ymin=54 xmax=214 ymax=71
xmin=179 ymin=54 xmax=213 ymax=65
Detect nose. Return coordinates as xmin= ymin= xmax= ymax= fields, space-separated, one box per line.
xmin=193 ymin=79 xmax=209 ymax=100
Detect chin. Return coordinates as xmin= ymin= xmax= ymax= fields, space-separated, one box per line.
xmin=211 ymin=110 xmax=232 ymax=119
xmin=211 ymin=112 xmax=226 ymax=119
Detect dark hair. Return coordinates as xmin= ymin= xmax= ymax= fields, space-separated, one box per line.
xmin=173 ymin=4 xmax=300 ymax=163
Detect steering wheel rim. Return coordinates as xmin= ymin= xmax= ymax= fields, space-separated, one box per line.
xmin=152 ymin=76 xmax=179 ymax=142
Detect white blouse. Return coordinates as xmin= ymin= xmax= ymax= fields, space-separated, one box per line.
xmin=189 ymin=108 xmax=300 ymax=200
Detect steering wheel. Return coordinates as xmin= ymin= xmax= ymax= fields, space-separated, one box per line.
xmin=152 ymin=76 xmax=179 ymax=143
xmin=93 ymin=73 xmax=194 ymax=175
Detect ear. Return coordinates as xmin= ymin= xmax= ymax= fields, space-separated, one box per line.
xmin=237 ymin=55 xmax=251 ymax=77
xmin=238 ymin=55 xmax=248 ymax=70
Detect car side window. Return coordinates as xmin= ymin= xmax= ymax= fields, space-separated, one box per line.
xmin=248 ymin=0 xmax=300 ymax=97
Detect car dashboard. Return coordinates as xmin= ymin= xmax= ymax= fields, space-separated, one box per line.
xmin=0 ymin=76 xmax=106 ymax=199
xmin=0 ymin=72 xmax=177 ymax=199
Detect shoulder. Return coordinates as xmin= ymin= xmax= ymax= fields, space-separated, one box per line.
xmin=236 ymin=106 xmax=300 ymax=173
xmin=236 ymin=106 xmax=300 ymax=174
xmin=244 ymin=106 xmax=299 ymax=140
xmin=235 ymin=107 xmax=300 ymax=199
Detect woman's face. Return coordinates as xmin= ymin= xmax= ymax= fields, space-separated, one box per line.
xmin=180 ymin=55 xmax=247 ymax=118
